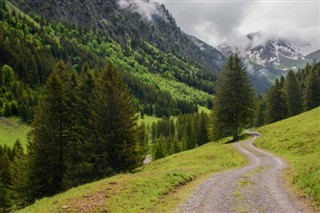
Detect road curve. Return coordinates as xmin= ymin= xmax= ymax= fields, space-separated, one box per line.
xmin=180 ymin=132 xmax=311 ymax=213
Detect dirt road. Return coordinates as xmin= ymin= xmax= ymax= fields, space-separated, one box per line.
xmin=181 ymin=133 xmax=311 ymax=213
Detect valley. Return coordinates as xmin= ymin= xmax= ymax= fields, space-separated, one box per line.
xmin=0 ymin=0 xmax=319 ymax=212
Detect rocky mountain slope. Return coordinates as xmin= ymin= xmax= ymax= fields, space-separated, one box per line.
xmin=218 ymin=32 xmax=319 ymax=92
xmin=12 ymin=0 xmax=226 ymax=73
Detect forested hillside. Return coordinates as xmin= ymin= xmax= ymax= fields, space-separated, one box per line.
xmin=0 ymin=0 xmax=223 ymax=121
xmin=255 ymin=62 xmax=320 ymax=126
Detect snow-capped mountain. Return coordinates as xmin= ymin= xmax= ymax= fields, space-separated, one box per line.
xmin=244 ymin=34 xmax=307 ymax=70
xmin=217 ymin=32 xmax=320 ymax=93
xmin=218 ymin=32 xmax=318 ymax=71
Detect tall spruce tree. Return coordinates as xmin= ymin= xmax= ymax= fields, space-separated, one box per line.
xmin=27 ymin=61 xmax=71 ymax=199
xmin=90 ymin=64 xmax=143 ymax=174
xmin=211 ymin=54 xmax=254 ymax=141
xmin=265 ymin=79 xmax=289 ymax=123
xmin=64 ymin=65 xmax=97 ymax=187
xmin=284 ymin=70 xmax=303 ymax=116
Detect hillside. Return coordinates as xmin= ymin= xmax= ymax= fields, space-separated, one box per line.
xmin=0 ymin=0 xmax=221 ymax=120
xmin=254 ymin=107 xmax=320 ymax=206
xmin=18 ymin=142 xmax=246 ymax=213
xmin=0 ymin=116 xmax=30 ymax=147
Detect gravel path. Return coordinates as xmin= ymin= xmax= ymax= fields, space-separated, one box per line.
xmin=180 ymin=132 xmax=311 ymax=213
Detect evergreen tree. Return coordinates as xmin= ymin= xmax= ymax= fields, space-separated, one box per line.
xmin=0 ymin=145 xmax=12 ymax=211
xmin=304 ymin=69 xmax=320 ymax=110
xmin=91 ymin=64 xmax=143 ymax=174
xmin=27 ymin=62 xmax=70 ymax=199
xmin=284 ymin=70 xmax=303 ymax=116
xmin=9 ymin=140 xmax=29 ymax=208
xmin=197 ymin=112 xmax=209 ymax=146
xmin=211 ymin=54 xmax=255 ymax=141
xmin=265 ymin=79 xmax=289 ymax=123
xmin=64 ymin=65 xmax=96 ymax=187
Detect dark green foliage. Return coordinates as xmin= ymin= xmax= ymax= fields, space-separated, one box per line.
xmin=261 ymin=62 xmax=320 ymax=125
xmin=211 ymin=54 xmax=255 ymax=141
xmin=9 ymin=140 xmax=29 ymax=209
xmin=27 ymin=62 xmax=70 ymax=199
xmin=91 ymin=65 xmax=143 ymax=172
xmin=152 ymin=112 xmax=210 ymax=160
xmin=20 ymin=61 xmax=146 ymax=206
xmin=265 ymin=79 xmax=289 ymax=123
xmin=304 ymin=69 xmax=320 ymax=110
xmin=284 ymin=71 xmax=303 ymax=116
xmin=0 ymin=144 xmax=12 ymax=211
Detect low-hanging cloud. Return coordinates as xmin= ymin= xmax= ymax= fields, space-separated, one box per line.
xmin=118 ymin=0 xmax=163 ymax=21
xmin=157 ymin=0 xmax=320 ymax=54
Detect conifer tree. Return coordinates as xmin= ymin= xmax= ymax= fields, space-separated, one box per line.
xmin=284 ymin=70 xmax=303 ymax=116
xmin=91 ymin=64 xmax=143 ymax=174
xmin=27 ymin=61 xmax=70 ymax=199
xmin=0 ymin=145 xmax=12 ymax=210
xmin=304 ymin=69 xmax=320 ymax=110
xmin=9 ymin=140 xmax=29 ymax=207
xmin=265 ymin=79 xmax=289 ymax=123
xmin=64 ymin=65 xmax=96 ymax=187
xmin=211 ymin=54 xmax=254 ymax=141
xmin=197 ymin=112 xmax=209 ymax=146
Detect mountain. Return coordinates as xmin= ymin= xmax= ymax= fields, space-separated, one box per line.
xmin=11 ymin=0 xmax=226 ymax=73
xmin=306 ymin=49 xmax=320 ymax=61
xmin=243 ymin=33 xmax=308 ymax=71
xmin=217 ymin=32 xmax=319 ymax=93
xmin=1 ymin=0 xmax=231 ymax=120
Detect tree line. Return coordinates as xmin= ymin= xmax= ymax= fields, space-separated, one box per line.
xmin=256 ymin=62 xmax=320 ymax=125
xmin=0 ymin=61 xmax=147 ymax=211
xmin=151 ymin=112 xmax=210 ymax=160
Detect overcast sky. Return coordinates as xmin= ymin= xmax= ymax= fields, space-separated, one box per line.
xmin=155 ymin=0 xmax=320 ymax=54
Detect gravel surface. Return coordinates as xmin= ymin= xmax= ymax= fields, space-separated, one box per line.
xmin=180 ymin=132 xmax=311 ymax=213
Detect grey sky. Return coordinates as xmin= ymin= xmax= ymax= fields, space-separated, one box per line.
xmin=156 ymin=0 xmax=320 ymax=54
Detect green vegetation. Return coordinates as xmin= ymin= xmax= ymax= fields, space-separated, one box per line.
xmin=0 ymin=116 xmax=30 ymax=147
xmin=0 ymin=2 xmax=216 ymax=119
xmin=256 ymin=62 xmax=320 ymax=127
xmin=212 ymin=54 xmax=255 ymax=141
xmin=18 ymin=142 xmax=246 ymax=213
xmin=152 ymin=112 xmax=210 ymax=160
xmin=255 ymin=107 xmax=320 ymax=205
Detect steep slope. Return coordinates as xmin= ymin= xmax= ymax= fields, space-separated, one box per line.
xmin=255 ymin=107 xmax=320 ymax=207
xmin=11 ymin=0 xmax=226 ymax=73
xmin=244 ymin=38 xmax=307 ymax=70
xmin=306 ymin=49 xmax=320 ymax=61
xmin=18 ymin=142 xmax=246 ymax=212
xmin=1 ymin=1 xmax=220 ymax=118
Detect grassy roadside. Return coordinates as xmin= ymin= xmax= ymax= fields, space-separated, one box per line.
xmin=0 ymin=116 xmax=30 ymax=148
xmin=19 ymin=142 xmax=246 ymax=213
xmin=254 ymin=107 xmax=320 ymax=207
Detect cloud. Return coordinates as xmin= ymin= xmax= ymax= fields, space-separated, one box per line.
xmin=118 ymin=0 xmax=163 ymax=21
xmin=157 ymin=0 xmax=320 ymax=53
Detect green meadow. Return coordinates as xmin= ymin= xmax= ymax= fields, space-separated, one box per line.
xmin=255 ymin=107 xmax=320 ymax=206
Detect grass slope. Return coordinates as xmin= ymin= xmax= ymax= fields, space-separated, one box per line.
xmin=0 ymin=117 xmax=30 ymax=148
xmin=19 ymin=142 xmax=246 ymax=213
xmin=255 ymin=107 xmax=320 ymax=206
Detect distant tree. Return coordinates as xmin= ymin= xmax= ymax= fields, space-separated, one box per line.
xmin=1 ymin=65 xmax=15 ymax=86
xmin=197 ymin=112 xmax=209 ymax=146
xmin=304 ymin=69 xmax=320 ymax=110
xmin=211 ymin=54 xmax=255 ymax=141
xmin=265 ymin=79 xmax=289 ymax=123
xmin=284 ymin=70 xmax=303 ymax=116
